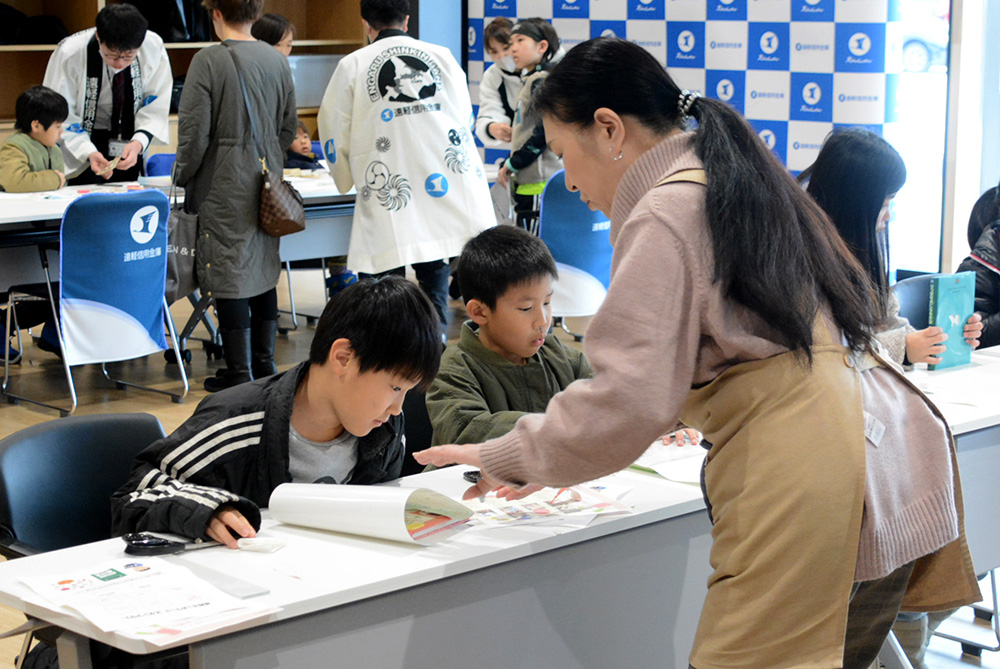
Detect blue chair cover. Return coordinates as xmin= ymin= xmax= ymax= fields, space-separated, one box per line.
xmin=59 ymin=190 xmax=170 ymax=365
xmin=538 ymin=170 xmax=612 ymax=289
xmin=146 ymin=153 xmax=176 ymax=176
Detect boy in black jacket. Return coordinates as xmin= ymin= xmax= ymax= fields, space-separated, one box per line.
xmin=111 ymin=276 xmax=441 ymax=547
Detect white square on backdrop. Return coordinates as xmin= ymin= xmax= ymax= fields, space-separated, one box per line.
xmin=551 ymin=18 xmax=591 ymax=49
xmin=705 ymin=20 xmax=749 ymax=70
xmin=789 ymin=21 xmax=834 ymax=73
xmin=786 ymin=120 xmax=833 ymax=171
xmin=628 ymin=19 xmax=668 ymax=63
xmin=747 ymin=0 xmax=790 ymax=23
xmin=669 ymin=68 xmax=707 ymax=97
xmin=834 ymin=0 xmax=887 ymax=23
xmin=591 ymin=0 xmax=628 ymax=20
xmin=745 ymin=70 xmax=791 ymax=120
xmin=468 ymin=0 xmax=486 ymax=19
xmin=518 ymin=0 xmax=555 ymax=17
xmin=833 ymin=72 xmax=888 ymax=124
xmin=664 ymin=0 xmax=707 ymax=21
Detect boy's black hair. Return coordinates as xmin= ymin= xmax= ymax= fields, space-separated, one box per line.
xmin=94 ymin=4 xmax=148 ymax=52
xmin=309 ymin=276 xmax=441 ymax=391
xmin=251 ymin=12 xmax=294 ymax=46
xmin=14 ymin=86 xmax=69 ymax=134
xmin=360 ymin=0 xmax=409 ymax=31
xmin=511 ymin=18 xmax=559 ymax=65
xmin=457 ymin=226 xmax=558 ymax=310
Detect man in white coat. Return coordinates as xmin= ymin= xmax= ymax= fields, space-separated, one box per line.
xmin=43 ymin=4 xmax=172 ymax=184
xmin=318 ymin=0 xmax=494 ymax=334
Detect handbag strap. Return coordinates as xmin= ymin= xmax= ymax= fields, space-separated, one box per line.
xmin=223 ymin=41 xmax=269 ymax=175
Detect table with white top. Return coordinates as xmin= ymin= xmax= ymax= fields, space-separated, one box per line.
xmin=0 ymin=173 xmax=355 ymax=291
xmin=0 ymin=467 xmax=713 ymax=669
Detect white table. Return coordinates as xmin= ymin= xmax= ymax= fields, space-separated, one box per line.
xmin=0 ymin=174 xmax=355 ymax=291
xmin=0 ymin=467 xmax=712 ymax=668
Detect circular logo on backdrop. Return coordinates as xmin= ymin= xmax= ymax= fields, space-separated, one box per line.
xmin=758 ymin=129 xmax=776 ymax=150
xmin=678 ymin=30 xmax=695 ymax=53
xmin=802 ymin=82 xmax=822 ymax=105
xmin=719 ymin=0 xmax=735 ymax=4
xmin=759 ymin=31 xmax=779 ymax=55
xmin=639 ymin=0 xmax=654 ymax=4
xmin=601 ymin=28 xmax=617 ymax=38
xmin=804 ymin=0 xmax=822 ymax=5
xmin=716 ymin=79 xmax=734 ymax=101
xmin=848 ymin=32 xmax=871 ymax=57
xmin=129 ymin=205 xmax=159 ymax=244
xmin=324 ymin=139 xmax=336 ymax=163
xmin=425 ymin=174 xmax=449 ymax=198
xmin=467 ymin=27 xmax=476 ymax=47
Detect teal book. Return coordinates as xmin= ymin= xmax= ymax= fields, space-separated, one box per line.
xmin=928 ymin=271 xmax=976 ymax=370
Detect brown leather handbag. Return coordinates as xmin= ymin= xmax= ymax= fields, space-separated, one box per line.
xmin=226 ymin=43 xmax=305 ymax=238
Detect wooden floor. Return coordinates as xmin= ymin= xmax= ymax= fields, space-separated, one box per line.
xmin=1 ymin=270 xmax=997 ymax=668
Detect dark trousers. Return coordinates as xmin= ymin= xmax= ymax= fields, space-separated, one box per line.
xmin=513 ymin=191 xmax=540 ymax=235
xmin=359 ymin=260 xmax=450 ymax=334
xmin=214 ymin=289 xmax=278 ymax=332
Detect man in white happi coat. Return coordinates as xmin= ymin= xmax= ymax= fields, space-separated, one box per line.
xmin=43 ymin=3 xmax=171 ymax=184
xmin=318 ymin=0 xmax=494 ymax=334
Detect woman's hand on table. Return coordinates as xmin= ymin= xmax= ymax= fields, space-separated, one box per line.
xmin=413 ymin=444 xmax=541 ymax=500
xmin=662 ymin=428 xmax=702 ymax=447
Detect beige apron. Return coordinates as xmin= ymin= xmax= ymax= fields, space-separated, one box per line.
xmin=656 ymin=170 xmax=978 ymax=668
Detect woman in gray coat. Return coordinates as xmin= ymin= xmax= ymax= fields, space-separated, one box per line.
xmin=175 ymin=0 xmax=296 ymax=392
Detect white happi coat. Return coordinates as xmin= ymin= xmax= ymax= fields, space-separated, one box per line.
xmin=318 ymin=33 xmax=494 ymax=274
xmin=43 ymin=28 xmax=172 ymax=177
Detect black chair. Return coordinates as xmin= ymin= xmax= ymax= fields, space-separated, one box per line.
xmin=892 ymin=273 xmax=940 ymax=330
xmin=0 ymin=412 xmax=165 ymax=557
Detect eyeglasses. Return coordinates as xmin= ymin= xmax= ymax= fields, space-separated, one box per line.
xmin=99 ymin=43 xmax=139 ymax=64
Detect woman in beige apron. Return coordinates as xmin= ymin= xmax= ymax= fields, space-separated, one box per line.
xmin=415 ymin=37 xmax=978 ymax=668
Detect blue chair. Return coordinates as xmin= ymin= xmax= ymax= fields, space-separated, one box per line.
xmin=537 ymin=170 xmax=613 ymax=340
xmin=2 ymin=190 xmax=188 ymax=416
xmin=892 ymin=272 xmax=940 ymax=330
xmin=145 ymin=152 xmax=176 ymax=177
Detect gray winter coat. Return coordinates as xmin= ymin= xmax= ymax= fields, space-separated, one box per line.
xmin=175 ymin=39 xmax=296 ymax=300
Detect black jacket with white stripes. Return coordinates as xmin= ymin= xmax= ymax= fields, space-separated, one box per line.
xmin=110 ymin=362 xmax=406 ymax=540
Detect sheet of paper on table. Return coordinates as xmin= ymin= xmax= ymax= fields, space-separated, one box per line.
xmin=463 ymin=483 xmax=632 ymax=529
xmin=630 ymin=440 xmax=706 ymax=484
xmin=20 ymin=557 xmax=276 ymax=646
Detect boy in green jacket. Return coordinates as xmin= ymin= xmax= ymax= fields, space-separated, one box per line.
xmin=0 ymin=86 xmax=67 ymax=193
xmin=426 ymin=225 xmax=592 ymax=446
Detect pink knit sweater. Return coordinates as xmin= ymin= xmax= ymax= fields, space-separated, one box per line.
xmin=478 ymin=132 xmax=958 ymax=580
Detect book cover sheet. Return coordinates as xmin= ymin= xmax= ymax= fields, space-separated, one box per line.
xmin=928 ymin=271 xmax=976 ymax=370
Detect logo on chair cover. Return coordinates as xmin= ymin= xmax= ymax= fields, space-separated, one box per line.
xmin=129 ymin=206 xmax=159 ymax=245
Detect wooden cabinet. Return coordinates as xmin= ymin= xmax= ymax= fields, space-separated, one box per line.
xmin=0 ymin=0 xmax=364 ymax=129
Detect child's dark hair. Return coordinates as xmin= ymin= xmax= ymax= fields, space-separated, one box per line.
xmin=511 ymin=18 xmax=559 ymax=65
xmin=251 ymin=13 xmax=294 ymax=45
xmin=534 ymin=37 xmax=879 ymax=356
xmin=457 ymin=226 xmax=558 ymax=310
xmin=201 ymin=0 xmax=264 ymax=26
xmin=484 ymin=17 xmax=513 ymax=49
xmin=15 ymin=86 xmax=69 ymax=134
xmin=95 ymin=4 xmax=148 ymax=51
xmin=967 ymin=183 xmax=1000 ymax=248
xmin=360 ymin=0 xmax=409 ymax=31
xmin=296 ymin=120 xmax=310 ymax=135
xmin=803 ymin=128 xmax=906 ymax=320
xmin=309 ymin=276 xmax=441 ymax=391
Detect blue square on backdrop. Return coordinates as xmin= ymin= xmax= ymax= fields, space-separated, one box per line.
xmin=554 ymin=0 xmax=590 ymax=19
xmin=834 ymin=122 xmax=883 ymax=136
xmin=885 ymin=73 xmax=899 ymax=122
xmin=707 ymin=0 xmax=747 ymax=21
xmin=789 ymin=71 xmax=833 ymax=122
xmin=468 ymin=20 xmax=483 ymax=61
xmin=791 ymin=0 xmax=833 ymax=22
xmin=749 ymin=119 xmax=788 ymax=164
xmin=706 ymin=70 xmax=745 ymax=115
xmin=835 ymin=23 xmax=885 ymax=72
xmin=484 ymin=148 xmax=508 ymax=167
xmin=628 ymin=0 xmax=665 ymax=21
xmin=590 ymin=20 xmax=627 ymax=39
xmin=667 ymin=22 xmax=705 ymax=69
xmin=485 ymin=0 xmax=516 ymax=17
xmin=747 ymin=23 xmax=789 ymax=70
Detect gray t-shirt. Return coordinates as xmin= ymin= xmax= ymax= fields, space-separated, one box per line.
xmin=288 ymin=425 xmax=359 ymax=484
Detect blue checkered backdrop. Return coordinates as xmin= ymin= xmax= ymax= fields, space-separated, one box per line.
xmin=466 ymin=0 xmax=902 ymax=174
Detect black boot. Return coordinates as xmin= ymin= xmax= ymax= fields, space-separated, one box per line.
xmin=204 ymin=328 xmax=251 ymax=392
xmin=251 ymin=319 xmax=278 ymax=380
